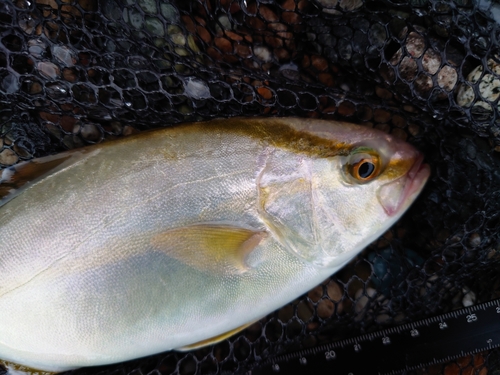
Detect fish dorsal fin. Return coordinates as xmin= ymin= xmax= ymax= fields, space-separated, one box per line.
xmin=176 ymin=321 xmax=256 ymax=351
xmin=151 ymin=224 xmax=267 ymax=274
xmin=0 ymin=150 xmax=88 ymax=206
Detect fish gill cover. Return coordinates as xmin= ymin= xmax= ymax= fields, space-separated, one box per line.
xmin=0 ymin=0 xmax=499 ymax=374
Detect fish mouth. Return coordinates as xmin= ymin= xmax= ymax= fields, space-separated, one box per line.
xmin=377 ymin=154 xmax=431 ymax=217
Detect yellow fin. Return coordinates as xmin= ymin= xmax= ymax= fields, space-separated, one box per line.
xmin=0 ymin=150 xmax=88 ymax=205
xmin=151 ymin=224 xmax=267 ymax=274
xmin=0 ymin=359 xmax=56 ymax=375
xmin=176 ymin=321 xmax=256 ymax=351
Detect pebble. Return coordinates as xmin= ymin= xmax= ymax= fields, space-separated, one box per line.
xmin=254 ymin=46 xmax=272 ymax=62
xmin=279 ymin=62 xmax=300 ymax=80
xmin=145 ymin=17 xmax=164 ymax=36
xmin=18 ymin=13 xmax=37 ymax=34
xmin=216 ymin=15 xmax=232 ymax=33
xmin=123 ymin=8 xmax=143 ymax=29
xmin=80 ymin=123 xmax=103 ymax=143
xmin=1 ymin=74 xmax=19 ymax=94
xmin=462 ymin=287 xmax=476 ymax=307
xmin=37 ymin=61 xmax=60 ymax=79
xmin=51 ymin=45 xmax=76 ymax=67
xmin=160 ymin=2 xmax=179 ymax=23
xmin=28 ymin=38 xmax=47 ymax=58
xmin=354 ymin=287 xmax=377 ymax=321
xmin=306 ymin=279 xmax=344 ymax=320
xmin=137 ymin=0 xmax=157 ymax=14
xmin=0 ymin=148 xmax=18 ymax=166
xmin=45 ymin=82 xmax=70 ymax=99
xmin=184 ymin=77 xmax=210 ymax=99
xmin=456 ymin=58 xmax=500 ymax=111
xmin=383 ymin=27 xmax=458 ymax=98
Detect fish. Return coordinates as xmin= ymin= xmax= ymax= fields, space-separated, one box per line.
xmin=0 ymin=117 xmax=430 ymax=371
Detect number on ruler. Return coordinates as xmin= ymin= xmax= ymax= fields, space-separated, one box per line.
xmin=354 ymin=343 xmax=361 ymax=352
xmin=272 ymin=363 xmax=280 ymax=372
xmin=325 ymin=350 xmax=336 ymax=360
xmin=382 ymin=336 xmax=391 ymax=345
xmin=439 ymin=322 xmax=448 ymax=329
xmin=410 ymin=329 xmax=419 ymax=337
xmin=299 ymin=357 xmax=307 ymax=365
xmin=466 ymin=314 xmax=477 ymax=323
xmin=496 ymin=306 xmax=500 ymax=314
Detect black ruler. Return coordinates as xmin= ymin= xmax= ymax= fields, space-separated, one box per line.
xmin=252 ymin=299 xmax=500 ymax=375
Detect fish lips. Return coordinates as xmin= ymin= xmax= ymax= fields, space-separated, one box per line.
xmin=377 ymin=154 xmax=431 ymax=217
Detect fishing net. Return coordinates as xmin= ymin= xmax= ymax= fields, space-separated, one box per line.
xmin=0 ymin=0 xmax=499 ymax=374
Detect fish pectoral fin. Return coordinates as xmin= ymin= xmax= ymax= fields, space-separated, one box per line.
xmin=0 ymin=150 xmax=89 ymax=205
xmin=151 ymin=224 xmax=267 ymax=274
xmin=176 ymin=321 xmax=256 ymax=351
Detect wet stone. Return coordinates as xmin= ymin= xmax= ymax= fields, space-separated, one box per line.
xmin=279 ymin=62 xmax=299 ymax=81
xmin=339 ymin=0 xmax=363 ymax=11
xmin=160 ymin=2 xmax=179 ymax=22
xmin=170 ymin=31 xmax=186 ymax=46
xmin=215 ymin=38 xmax=233 ymax=54
xmin=80 ymin=123 xmax=103 ymax=142
xmin=51 ymin=45 xmax=75 ymax=67
xmin=123 ymin=8 xmax=143 ymax=29
xmin=327 ymin=280 xmax=343 ymax=302
xmin=216 ymin=15 xmax=232 ymax=32
xmin=254 ymin=46 xmax=272 ymax=62
xmin=457 ymin=59 xmax=500 ymax=111
xmin=307 ymin=284 xmax=323 ymax=303
xmin=13 ymin=144 xmax=31 ymax=159
xmin=437 ymin=65 xmax=458 ymax=91
xmin=1 ymin=74 xmax=19 ymax=94
xmin=45 ymin=82 xmax=70 ymax=99
xmin=354 ymin=287 xmax=377 ymax=321
xmin=404 ymin=31 xmax=426 ymax=59
xmin=37 ymin=61 xmax=60 ymax=79
xmin=338 ymin=100 xmax=356 ymax=116
xmin=145 ymin=17 xmax=164 ymax=36
xmin=422 ymin=49 xmax=441 ymax=75
xmin=138 ymin=0 xmax=157 ymax=14
xmin=368 ymin=23 xmax=386 ymax=47
xmin=71 ymin=83 xmax=97 ymax=104
xmin=184 ymin=78 xmax=210 ymax=100
xmin=0 ymin=148 xmax=18 ymax=166
xmin=18 ymin=13 xmax=37 ymax=34
xmin=21 ymin=77 xmax=43 ymax=94
xmin=316 ymin=298 xmax=334 ymax=319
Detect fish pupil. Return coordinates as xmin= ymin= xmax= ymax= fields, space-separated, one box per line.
xmin=358 ymin=162 xmax=375 ymax=178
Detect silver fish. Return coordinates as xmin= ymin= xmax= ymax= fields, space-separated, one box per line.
xmin=0 ymin=118 xmax=430 ymax=371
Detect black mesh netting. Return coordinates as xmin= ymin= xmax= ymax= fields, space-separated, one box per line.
xmin=1 ymin=0 xmax=500 ymax=374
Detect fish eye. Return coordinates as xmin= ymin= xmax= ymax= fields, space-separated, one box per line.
xmin=356 ymin=160 xmax=376 ymax=179
xmin=345 ymin=148 xmax=381 ymax=183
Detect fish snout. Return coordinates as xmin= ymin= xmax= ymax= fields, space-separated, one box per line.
xmin=377 ymin=153 xmax=430 ymax=217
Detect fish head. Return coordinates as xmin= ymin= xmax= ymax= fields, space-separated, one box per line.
xmin=257 ymin=119 xmax=430 ymax=269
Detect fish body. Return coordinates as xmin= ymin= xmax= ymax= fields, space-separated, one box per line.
xmin=0 ymin=118 xmax=430 ymax=371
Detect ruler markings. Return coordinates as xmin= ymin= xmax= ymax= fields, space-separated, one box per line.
xmin=253 ymin=298 xmax=500 ymax=375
